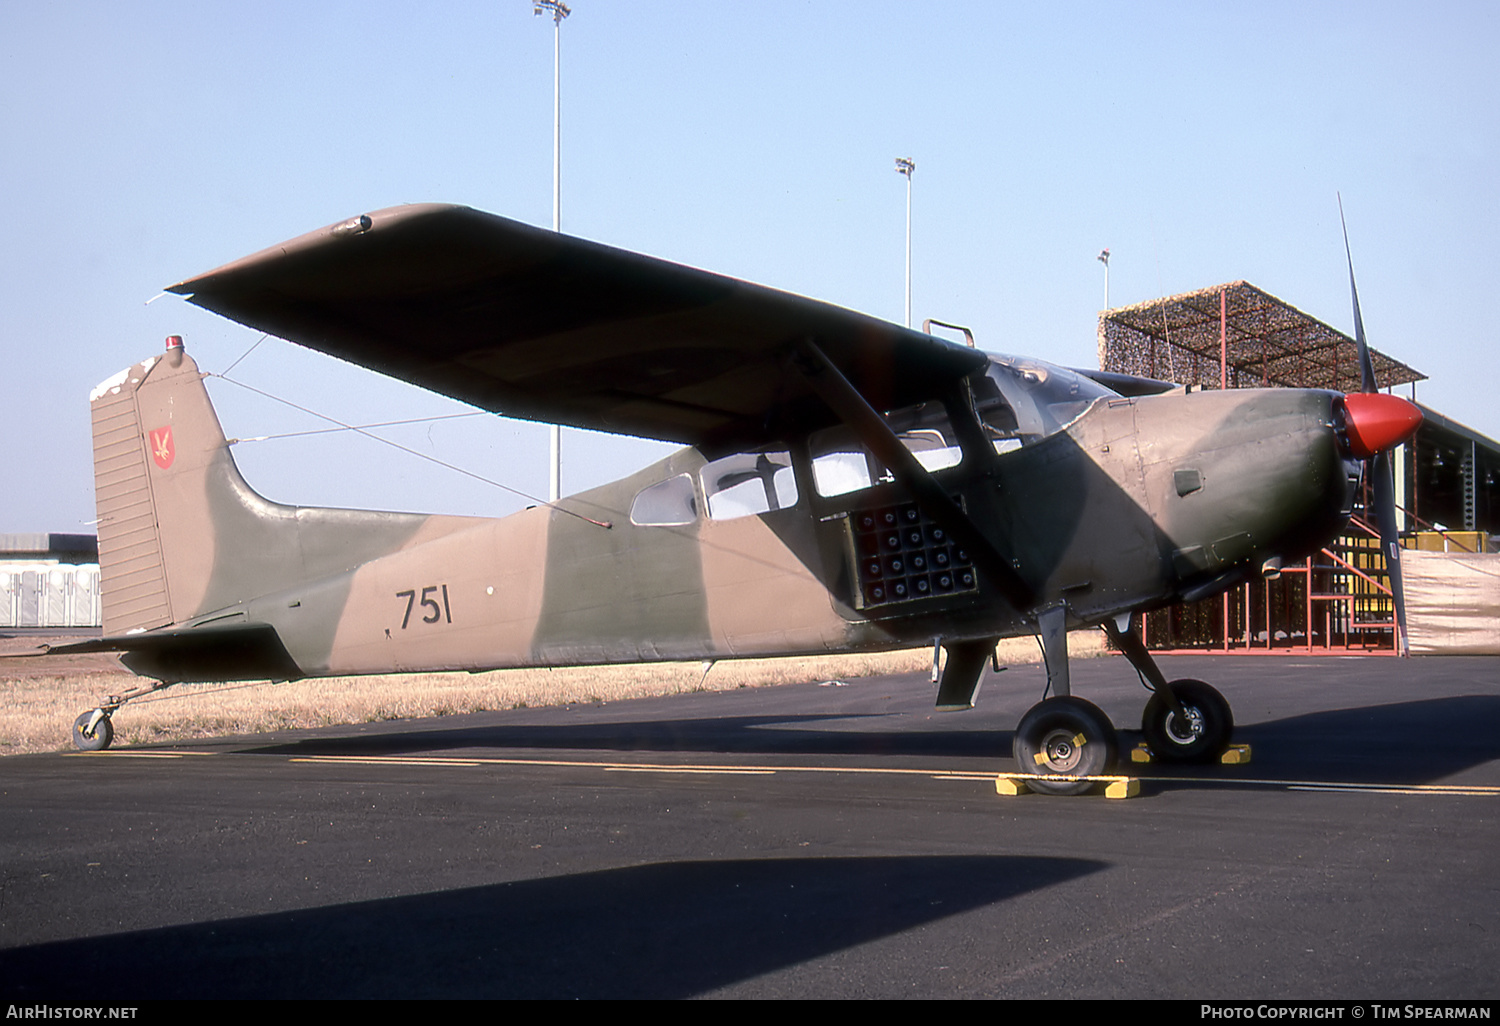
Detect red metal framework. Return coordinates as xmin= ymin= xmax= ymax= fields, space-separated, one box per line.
xmin=1141 ymin=521 xmax=1399 ymax=656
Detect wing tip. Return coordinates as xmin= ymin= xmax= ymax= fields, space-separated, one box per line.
xmin=165 ymin=202 xmax=474 ymax=295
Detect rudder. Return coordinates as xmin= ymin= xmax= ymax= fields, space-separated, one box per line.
xmin=90 ymin=336 xmax=227 ymax=635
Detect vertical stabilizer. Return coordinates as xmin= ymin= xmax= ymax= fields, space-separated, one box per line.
xmin=89 ymin=337 xmax=227 ymax=634
xmin=90 ymin=338 xmax=476 ymax=662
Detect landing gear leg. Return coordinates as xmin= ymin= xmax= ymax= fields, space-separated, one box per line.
xmin=1013 ymin=606 xmax=1119 ymax=795
xmin=1104 ymin=615 xmax=1234 ymax=764
xmin=70 ymin=679 xmax=175 ymax=752
xmin=1038 ymin=604 xmax=1070 ymax=698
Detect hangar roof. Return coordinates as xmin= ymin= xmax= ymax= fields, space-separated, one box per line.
xmin=0 ymin=533 xmax=98 ymax=562
xmin=1098 ymin=280 xmax=1425 ymax=393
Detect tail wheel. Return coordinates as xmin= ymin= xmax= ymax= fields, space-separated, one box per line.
xmin=72 ymin=711 xmax=114 ymax=752
xmin=1013 ymin=697 xmax=1118 ymax=796
xmin=1142 ymin=679 xmax=1232 ymax=763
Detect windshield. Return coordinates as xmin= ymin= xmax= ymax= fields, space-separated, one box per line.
xmin=976 ymin=354 xmax=1118 ymax=447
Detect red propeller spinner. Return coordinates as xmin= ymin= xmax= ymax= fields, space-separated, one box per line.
xmin=1342 ymin=392 xmax=1423 ymax=460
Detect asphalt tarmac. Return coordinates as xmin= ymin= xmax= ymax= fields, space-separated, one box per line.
xmin=1 ymin=653 xmax=1497 ymax=1000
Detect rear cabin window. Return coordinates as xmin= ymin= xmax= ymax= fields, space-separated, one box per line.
xmin=629 ymin=473 xmax=699 ymax=526
xmin=700 ymin=451 xmax=798 ymax=520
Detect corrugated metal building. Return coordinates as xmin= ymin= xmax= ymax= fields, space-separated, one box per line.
xmin=0 ymin=533 xmax=102 ymax=629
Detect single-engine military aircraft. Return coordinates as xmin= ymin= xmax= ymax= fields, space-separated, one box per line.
xmin=54 ymin=203 xmax=1423 ymax=793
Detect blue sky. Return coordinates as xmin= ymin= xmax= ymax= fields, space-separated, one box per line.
xmin=3 ymin=2 xmax=1495 ymax=532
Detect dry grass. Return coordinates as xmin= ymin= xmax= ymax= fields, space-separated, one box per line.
xmin=0 ymin=633 xmax=1108 ymax=756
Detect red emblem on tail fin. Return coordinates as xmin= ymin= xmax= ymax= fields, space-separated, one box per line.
xmin=150 ymin=426 xmax=175 ymax=469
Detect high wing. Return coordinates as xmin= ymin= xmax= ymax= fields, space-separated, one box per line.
xmin=168 ymin=204 xmax=986 ymax=450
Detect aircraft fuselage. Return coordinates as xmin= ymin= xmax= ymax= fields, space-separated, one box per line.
xmin=109 ymin=350 xmax=1359 ymax=682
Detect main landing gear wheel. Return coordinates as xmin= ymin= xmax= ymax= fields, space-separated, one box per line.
xmin=1013 ymin=696 xmax=1118 ymax=796
xmin=1141 ymin=679 xmax=1232 ymax=764
xmin=73 ymin=710 xmax=114 ymax=752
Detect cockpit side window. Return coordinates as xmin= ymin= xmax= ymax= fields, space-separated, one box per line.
xmin=700 ymin=450 xmax=798 ymax=520
xmin=886 ymin=401 xmax=964 ymax=472
xmin=972 ymin=374 xmax=1026 ymax=455
xmin=808 ymin=401 xmax=963 ymax=498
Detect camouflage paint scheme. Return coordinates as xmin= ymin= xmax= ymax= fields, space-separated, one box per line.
xmin=62 ymin=203 xmax=1418 ymax=777
xmin=88 ymin=339 xmax=1355 ymax=685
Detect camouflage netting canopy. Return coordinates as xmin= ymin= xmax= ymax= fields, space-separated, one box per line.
xmin=1098 ymin=281 xmax=1425 ymax=393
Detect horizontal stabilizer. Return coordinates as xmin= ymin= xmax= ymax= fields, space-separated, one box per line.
xmin=48 ymin=622 xmax=303 ymax=683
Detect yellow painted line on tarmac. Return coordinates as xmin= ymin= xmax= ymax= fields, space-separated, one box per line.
xmin=476 ymin=757 xmax=978 ymax=778
xmin=293 ymin=753 xmax=985 ymax=782
xmin=282 ymin=755 xmax=1500 ymax=797
xmin=1135 ymin=775 xmax=1500 ymax=796
xmin=606 ymin=766 xmax=775 ymax=776
xmin=1285 ymin=783 xmax=1500 ymax=796
xmin=293 ymin=755 xmax=487 ymax=768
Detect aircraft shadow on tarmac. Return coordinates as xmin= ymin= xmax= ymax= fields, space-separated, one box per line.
xmin=245 ymin=710 xmax=1014 ymax=760
xmin=0 ymin=854 xmax=1104 ymax=1000
xmin=1229 ymin=694 xmax=1500 ymax=785
xmin=237 ymin=694 xmax=1500 ymax=789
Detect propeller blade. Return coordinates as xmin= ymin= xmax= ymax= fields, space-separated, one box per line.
xmin=1338 ymin=194 xmax=1377 ymax=394
xmin=1372 ymin=449 xmax=1410 ymax=656
xmin=1339 ymin=196 xmax=1414 ymax=654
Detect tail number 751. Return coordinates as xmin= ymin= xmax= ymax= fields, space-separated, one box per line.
xmin=396 ymin=585 xmax=453 ymax=629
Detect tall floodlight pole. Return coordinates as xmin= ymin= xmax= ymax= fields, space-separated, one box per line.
xmin=536 ymin=1 xmax=570 ymax=501
xmin=895 ymin=158 xmax=915 ymax=328
xmin=1097 ymin=248 xmax=1110 ymax=310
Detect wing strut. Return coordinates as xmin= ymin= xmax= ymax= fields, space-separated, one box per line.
xmin=790 ymin=338 xmax=1035 ymax=612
